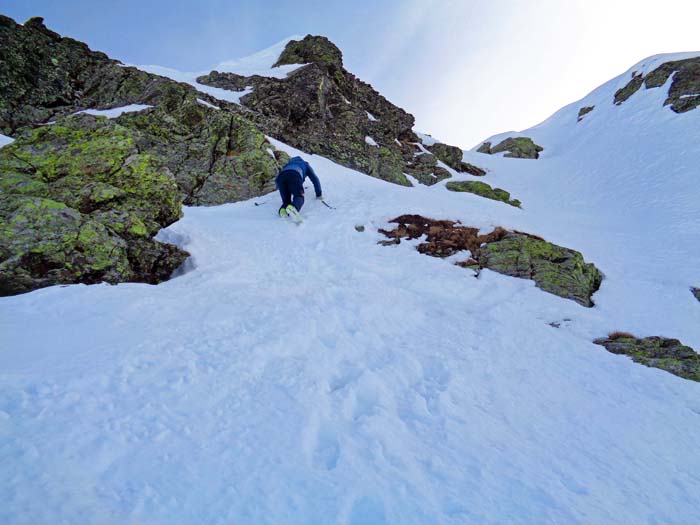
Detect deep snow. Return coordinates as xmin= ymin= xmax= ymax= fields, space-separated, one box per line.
xmin=2 ymin=51 xmax=700 ymax=524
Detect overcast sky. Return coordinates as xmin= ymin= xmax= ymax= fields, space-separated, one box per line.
xmin=5 ymin=0 xmax=700 ymax=148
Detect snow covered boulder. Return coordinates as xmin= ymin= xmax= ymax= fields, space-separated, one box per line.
xmin=593 ymin=333 xmax=700 ymax=382
xmin=446 ymin=180 xmax=521 ymax=207
xmin=428 ymin=142 xmax=486 ymax=175
xmin=0 ymin=114 xmax=188 ymax=296
xmin=477 ymin=137 xmax=544 ymax=159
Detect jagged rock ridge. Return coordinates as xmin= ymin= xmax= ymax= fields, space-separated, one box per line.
xmin=197 ymin=35 xmax=481 ymax=186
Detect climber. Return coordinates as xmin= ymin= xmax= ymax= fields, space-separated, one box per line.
xmin=275 ymin=156 xmax=322 ymax=219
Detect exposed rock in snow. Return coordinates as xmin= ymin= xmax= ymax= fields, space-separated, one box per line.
xmin=577 ymin=105 xmax=595 ymax=122
xmin=613 ymin=55 xmax=700 ymax=112
xmin=446 ymin=180 xmax=520 ymax=208
xmin=428 ymin=142 xmax=486 ymax=175
xmin=379 ymin=214 xmax=602 ymax=306
xmin=477 ymin=136 xmax=544 ymax=159
xmin=594 ymin=333 xmax=700 ymax=381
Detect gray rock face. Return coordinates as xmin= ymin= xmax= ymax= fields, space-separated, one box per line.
xmin=692 ymin=287 xmax=700 ymax=302
xmin=594 ymin=334 xmax=700 ymax=382
xmin=614 ymin=57 xmax=700 ymax=112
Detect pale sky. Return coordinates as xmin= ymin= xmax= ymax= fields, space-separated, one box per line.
xmin=4 ymin=0 xmax=700 ymax=148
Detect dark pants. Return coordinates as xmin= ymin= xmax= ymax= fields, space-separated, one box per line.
xmin=277 ymin=170 xmax=305 ymax=213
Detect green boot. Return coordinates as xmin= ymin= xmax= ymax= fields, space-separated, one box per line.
xmin=279 ymin=207 xmax=289 ymax=218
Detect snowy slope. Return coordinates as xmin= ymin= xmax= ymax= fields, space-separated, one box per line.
xmin=2 ymin=51 xmax=700 ymax=524
xmin=462 ymin=52 xmax=700 ymax=348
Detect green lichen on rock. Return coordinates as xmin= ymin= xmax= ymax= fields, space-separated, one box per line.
xmin=273 ymin=35 xmax=344 ymax=71
xmin=446 ymin=180 xmax=521 ymax=207
xmin=403 ymin=149 xmax=448 ymax=186
xmin=577 ymin=106 xmax=595 ymax=122
xmin=478 ymin=233 xmax=602 ymax=307
xmin=614 ymin=73 xmax=644 ymax=105
xmin=477 ymin=137 xmax=544 ymax=159
xmin=0 ymin=114 xmax=188 ymax=296
xmin=477 ymin=142 xmax=492 ymax=154
xmin=613 ymin=57 xmax=700 ymax=113
xmin=116 ymin=95 xmax=288 ymax=205
xmin=428 ymin=142 xmax=486 ymax=176
xmin=379 ymin=215 xmax=602 ymax=307
xmin=593 ymin=334 xmax=700 ymax=382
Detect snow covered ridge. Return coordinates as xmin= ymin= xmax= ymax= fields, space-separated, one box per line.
xmin=130 ymin=36 xmax=307 ymax=105
xmin=472 ymin=51 xmax=700 ymax=152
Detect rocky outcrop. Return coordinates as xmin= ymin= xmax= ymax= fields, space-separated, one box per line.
xmin=115 ymin=94 xmax=290 ymax=205
xmin=446 ymin=180 xmax=521 ymax=207
xmin=613 ymin=57 xmax=700 ymax=112
xmin=197 ymin=35 xmax=483 ymax=186
xmin=427 ymin=142 xmax=486 ymax=176
xmin=477 ymin=137 xmax=543 ymax=159
xmin=0 ymin=15 xmax=292 ymax=207
xmin=0 ymin=114 xmax=188 ymax=296
xmin=0 ymin=15 xmax=177 ymax=135
xmin=478 ymin=233 xmax=603 ymax=307
xmin=379 ymin=215 xmax=602 ymax=306
xmin=692 ymin=287 xmax=700 ymax=302
xmin=577 ymin=106 xmax=595 ymax=122
xmin=594 ymin=333 xmax=700 ymax=382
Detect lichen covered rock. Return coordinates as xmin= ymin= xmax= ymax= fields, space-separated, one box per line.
xmin=116 ymin=95 xmax=289 ymax=205
xmin=273 ymin=35 xmax=344 ymax=71
xmin=446 ymin=180 xmax=521 ymax=207
xmin=479 ymin=233 xmax=603 ymax=307
xmin=428 ymin=142 xmax=486 ymax=176
xmin=477 ymin=137 xmax=543 ymax=159
xmin=593 ymin=333 xmax=700 ymax=382
xmin=0 ymin=114 xmax=188 ymax=296
xmin=379 ymin=215 xmax=602 ymax=306
xmin=613 ymin=57 xmax=700 ymax=113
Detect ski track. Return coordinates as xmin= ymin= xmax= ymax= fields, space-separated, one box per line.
xmin=3 ymin=56 xmax=700 ymax=524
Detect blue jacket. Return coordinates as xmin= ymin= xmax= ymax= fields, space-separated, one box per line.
xmin=276 ymin=156 xmax=322 ymax=197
